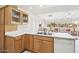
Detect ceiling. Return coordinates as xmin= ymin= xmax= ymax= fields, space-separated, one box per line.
xmin=0 ymin=5 xmax=79 ymax=14
xmin=18 ymin=5 xmax=79 ymax=14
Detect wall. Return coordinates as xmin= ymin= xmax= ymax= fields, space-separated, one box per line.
xmin=5 ymin=25 xmax=17 ymax=32
xmin=17 ymin=13 xmax=41 ymax=33
xmin=17 ymin=10 xmax=79 ymax=33
xmin=38 ymin=10 xmax=79 ymax=24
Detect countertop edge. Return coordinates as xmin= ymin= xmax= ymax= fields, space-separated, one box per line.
xmin=5 ymin=32 xmax=76 ymax=40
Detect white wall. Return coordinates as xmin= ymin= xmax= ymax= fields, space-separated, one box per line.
xmin=38 ymin=10 xmax=79 ymax=24
xmin=17 ymin=13 xmax=41 ymax=33
xmin=17 ymin=10 xmax=79 ymax=33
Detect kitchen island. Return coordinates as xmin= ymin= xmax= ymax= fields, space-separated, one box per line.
xmin=5 ymin=31 xmax=76 ymax=53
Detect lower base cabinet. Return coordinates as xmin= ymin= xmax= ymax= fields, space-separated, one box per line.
xmin=5 ymin=34 xmax=54 ymax=53
xmin=5 ymin=33 xmax=75 ymax=53
xmin=21 ymin=35 xmax=25 ymax=51
xmin=33 ymin=36 xmax=54 ymax=53
xmin=24 ymin=34 xmax=34 ymax=51
xmin=5 ymin=35 xmax=24 ymax=53
xmin=24 ymin=35 xmax=54 ymax=53
xmin=14 ymin=38 xmax=22 ymax=53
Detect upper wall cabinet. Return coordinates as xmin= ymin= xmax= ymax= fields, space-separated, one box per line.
xmin=20 ymin=11 xmax=28 ymax=24
xmin=0 ymin=7 xmax=4 ymax=25
xmin=4 ymin=5 xmax=28 ymax=25
xmin=22 ymin=13 xmax=28 ymax=24
xmin=11 ymin=9 xmax=20 ymax=24
xmin=5 ymin=5 xmax=20 ymax=24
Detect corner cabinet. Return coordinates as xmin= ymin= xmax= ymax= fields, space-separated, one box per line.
xmin=4 ymin=5 xmax=28 ymax=25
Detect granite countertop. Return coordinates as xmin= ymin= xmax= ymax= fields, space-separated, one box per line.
xmin=5 ymin=31 xmax=76 ymax=40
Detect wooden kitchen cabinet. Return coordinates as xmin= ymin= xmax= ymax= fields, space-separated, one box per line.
xmin=0 ymin=5 xmax=28 ymax=52
xmin=21 ymin=11 xmax=28 ymax=24
xmin=24 ymin=34 xmax=29 ymax=49
xmin=33 ymin=38 xmax=42 ymax=52
xmin=41 ymin=40 xmax=53 ymax=52
xmin=5 ymin=35 xmax=24 ymax=53
xmin=14 ymin=37 xmax=22 ymax=52
xmin=29 ymin=35 xmax=34 ymax=51
xmin=4 ymin=5 xmax=21 ymax=24
xmin=21 ymin=35 xmax=25 ymax=50
xmin=0 ymin=7 xmax=4 ymax=24
xmin=25 ymin=35 xmax=54 ymax=53
xmin=34 ymin=36 xmax=54 ymax=53
xmin=24 ymin=34 xmax=34 ymax=51
xmin=4 ymin=5 xmax=28 ymax=25
xmin=5 ymin=36 xmax=14 ymax=52
xmin=0 ymin=7 xmax=5 ymax=51
xmin=0 ymin=25 xmax=5 ymax=51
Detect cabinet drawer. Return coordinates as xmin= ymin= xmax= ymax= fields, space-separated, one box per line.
xmin=34 ymin=35 xmax=54 ymax=42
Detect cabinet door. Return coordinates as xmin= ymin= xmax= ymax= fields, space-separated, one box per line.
xmin=5 ymin=36 xmax=23 ymax=53
xmin=34 ymin=39 xmax=42 ymax=52
xmin=29 ymin=35 xmax=34 ymax=51
xmin=41 ymin=41 xmax=53 ymax=53
xmin=0 ymin=8 xmax=4 ymax=24
xmin=0 ymin=8 xmax=5 ymax=51
xmin=34 ymin=39 xmax=53 ymax=53
xmin=25 ymin=34 xmax=34 ymax=51
xmin=25 ymin=34 xmax=30 ymax=49
xmin=0 ymin=25 xmax=5 ymax=50
xmin=34 ymin=36 xmax=54 ymax=53
xmin=21 ymin=35 xmax=25 ymax=50
xmin=5 ymin=36 xmax=14 ymax=53
xmin=14 ymin=39 xmax=22 ymax=53
xmin=5 ymin=6 xmax=12 ymax=24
